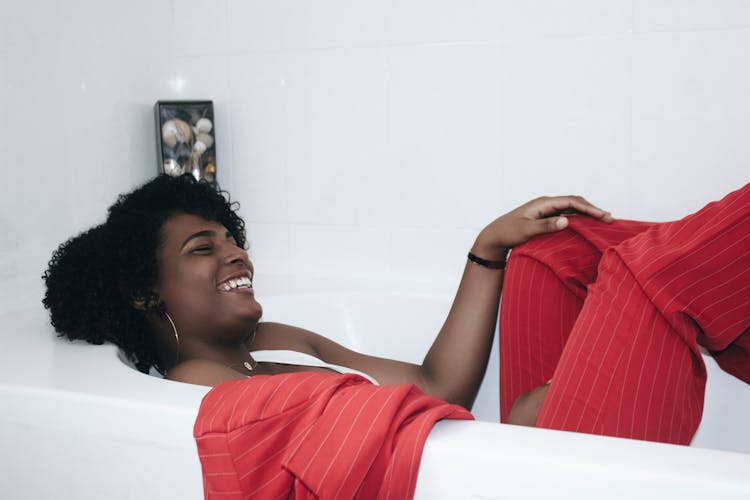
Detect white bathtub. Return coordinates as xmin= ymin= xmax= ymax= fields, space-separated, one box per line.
xmin=1 ymin=274 xmax=749 ymax=499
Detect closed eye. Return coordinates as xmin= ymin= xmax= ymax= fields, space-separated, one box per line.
xmin=225 ymin=231 xmax=241 ymax=248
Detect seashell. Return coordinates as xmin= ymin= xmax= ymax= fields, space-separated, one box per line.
xmin=162 ymin=119 xmax=193 ymax=148
xmin=196 ymin=132 xmax=214 ymax=148
xmin=163 ymin=158 xmax=183 ymax=176
xmin=193 ymin=141 xmax=207 ymax=155
xmin=196 ymin=118 xmax=213 ymax=133
xmin=204 ymin=163 xmax=216 ymax=182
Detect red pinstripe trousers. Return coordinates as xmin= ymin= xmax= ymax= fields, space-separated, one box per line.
xmin=499 ymin=183 xmax=750 ymax=444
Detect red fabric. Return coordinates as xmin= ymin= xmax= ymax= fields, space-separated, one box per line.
xmin=193 ymin=372 xmax=472 ymax=499
xmin=500 ymin=183 xmax=750 ymax=444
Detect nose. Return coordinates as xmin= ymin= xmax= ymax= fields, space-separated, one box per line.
xmin=223 ymin=244 xmax=252 ymax=270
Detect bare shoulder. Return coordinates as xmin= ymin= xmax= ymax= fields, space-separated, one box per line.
xmin=252 ymin=321 xmax=358 ymax=360
xmin=251 ymin=321 xmax=320 ymax=355
xmin=165 ymin=358 xmax=247 ymax=387
xmin=254 ymin=321 xmax=425 ymax=388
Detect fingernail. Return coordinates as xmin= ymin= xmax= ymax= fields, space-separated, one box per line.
xmin=556 ymin=217 xmax=568 ymax=228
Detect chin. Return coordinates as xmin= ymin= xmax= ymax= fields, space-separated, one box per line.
xmin=214 ymin=293 xmax=263 ymax=329
xmin=245 ymin=299 xmax=263 ymax=322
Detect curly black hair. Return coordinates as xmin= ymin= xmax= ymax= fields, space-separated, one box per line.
xmin=42 ymin=174 xmax=247 ymax=374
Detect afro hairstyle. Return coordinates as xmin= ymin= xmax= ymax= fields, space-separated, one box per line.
xmin=42 ymin=174 xmax=247 ymax=374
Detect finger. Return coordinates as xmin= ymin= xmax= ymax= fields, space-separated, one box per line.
xmin=565 ymin=197 xmax=614 ymax=222
xmin=532 ymin=215 xmax=568 ymax=236
xmin=534 ymin=196 xmax=613 ymax=223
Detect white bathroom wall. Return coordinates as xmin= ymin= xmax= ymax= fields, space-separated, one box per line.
xmin=2 ymin=0 xmax=750 ymax=312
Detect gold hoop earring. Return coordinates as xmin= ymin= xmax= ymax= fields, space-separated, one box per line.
xmin=164 ymin=312 xmax=180 ymax=364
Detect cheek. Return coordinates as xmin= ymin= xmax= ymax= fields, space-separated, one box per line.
xmin=160 ymin=262 xmax=217 ymax=312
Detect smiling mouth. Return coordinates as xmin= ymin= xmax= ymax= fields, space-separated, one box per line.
xmin=218 ymin=275 xmax=253 ymax=292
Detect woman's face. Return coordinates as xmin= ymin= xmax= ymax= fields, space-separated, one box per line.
xmin=154 ymin=212 xmax=262 ymax=342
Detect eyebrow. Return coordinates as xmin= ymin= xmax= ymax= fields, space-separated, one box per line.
xmin=180 ymin=229 xmax=234 ymax=250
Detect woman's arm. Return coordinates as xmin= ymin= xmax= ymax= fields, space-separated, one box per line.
xmin=417 ymin=196 xmax=613 ymax=408
xmin=263 ymin=196 xmax=612 ymax=409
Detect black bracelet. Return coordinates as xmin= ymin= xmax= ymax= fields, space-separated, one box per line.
xmin=467 ymin=251 xmax=506 ymax=270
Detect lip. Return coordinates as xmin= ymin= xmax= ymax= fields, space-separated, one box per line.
xmin=221 ymin=286 xmax=254 ymax=295
xmin=216 ymin=269 xmax=254 ymax=293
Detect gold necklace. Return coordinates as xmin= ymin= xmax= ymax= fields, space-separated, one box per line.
xmin=227 ymin=360 xmax=257 ymax=373
xmin=226 ymin=326 xmax=259 ymax=374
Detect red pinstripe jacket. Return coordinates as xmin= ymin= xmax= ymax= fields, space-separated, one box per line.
xmin=194 ymin=372 xmax=473 ymax=499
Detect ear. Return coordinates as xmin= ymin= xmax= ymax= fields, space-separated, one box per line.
xmin=131 ymin=297 xmax=148 ymax=311
xmin=131 ymin=290 xmax=162 ymax=312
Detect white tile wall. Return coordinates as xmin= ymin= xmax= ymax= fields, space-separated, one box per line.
xmin=243 ymin=222 xmax=291 ymax=275
xmin=384 ymin=0 xmax=633 ymax=44
xmin=384 ymin=0 xmax=506 ymax=44
xmin=227 ymin=0 xmax=385 ymax=51
xmin=386 ymin=43 xmax=505 ymax=228
xmin=631 ymin=30 xmax=750 ymax=115
xmin=228 ymin=53 xmax=288 ymax=223
xmin=630 ymin=111 xmax=750 ymax=220
xmin=3 ymin=0 xmax=750 ymax=312
xmin=282 ymin=48 xmax=387 ymax=226
xmin=174 ymin=0 xmax=230 ymax=56
xmin=500 ymin=35 xmax=633 ymax=216
xmin=60 ymin=0 xmax=175 ymax=59
xmin=634 ymin=0 xmax=750 ymax=32
xmin=498 ymin=0 xmax=634 ymax=38
xmin=287 ymin=224 xmax=392 ymax=278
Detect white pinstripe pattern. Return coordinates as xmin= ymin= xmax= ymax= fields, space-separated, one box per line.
xmin=613 ymin=289 xmax=651 ymax=436
xmin=297 ymin=386 xmax=373 ymax=480
xmin=526 ymin=263 xmax=537 ymax=392
xmin=330 ymin=391 xmax=398 ymax=498
xmin=548 ymin=253 xmax=630 ymax=428
xmin=205 ymin=385 xmax=234 ymax=432
xmin=574 ymin=270 xmax=637 ymax=431
xmin=193 ymin=373 xmax=471 ymax=499
xmin=648 ymin=230 xmax=750 ymax=314
xmin=407 ymin=415 xmax=433 ymax=492
xmin=536 ymin=250 xmax=705 ymax=442
xmin=503 ymin=184 xmax=750 ymax=443
xmin=500 ymin=226 xmax=609 ymax=421
xmin=233 ymin=409 xmax=311 ymax=464
xmin=633 ymin=195 xmax=748 ymax=283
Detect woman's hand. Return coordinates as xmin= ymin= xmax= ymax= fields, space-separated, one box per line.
xmin=472 ymin=195 xmax=613 ymax=259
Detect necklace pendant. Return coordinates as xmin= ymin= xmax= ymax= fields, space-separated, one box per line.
xmin=244 ymin=361 xmax=254 ymax=372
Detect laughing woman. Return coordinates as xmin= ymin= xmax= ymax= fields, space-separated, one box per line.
xmin=44 ymin=174 xmax=750 ymax=446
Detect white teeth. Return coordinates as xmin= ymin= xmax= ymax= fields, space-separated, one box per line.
xmin=236 ymin=276 xmax=252 ymax=288
xmin=219 ymin=275 xmax=253 ymax=291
